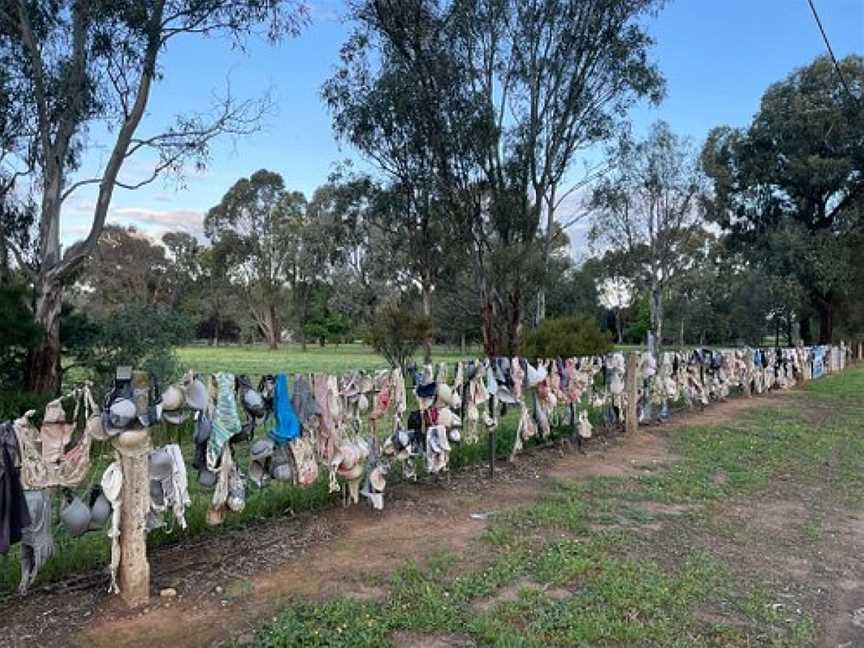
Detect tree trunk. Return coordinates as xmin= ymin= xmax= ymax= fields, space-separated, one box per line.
xmin=421 ymin=282 xmax=433 ymax=364
xmin=506 ymin=284 xmax=523 ymax=357
xmin=299 ymin=309 xmax=307 ymax=352
xmin=534 ymin=185 xmax=556 ymax=328
xmin=534 ymin=289 xmax=546 ymax=329
xmin=460 ymin=333 xmax=466 ymax=355
xmin=615 ymin=310 xmax=623 ymax=344
xmin=817 ymin=302 xmax=833 ymax=344
xmin=267 ymin=303 xmax=280 ymax=350
xmin=800 ymin=316 xmax=813 ymax=345
xmin=481 ymin=298 xmax=496 ymax=358
xmin=27 ymin=274 xmax=64 ymax=394
xmin=0 ymin=222 xmax=8 ymax=283
xmin=647 ymin=282 xmax=663 ymax=358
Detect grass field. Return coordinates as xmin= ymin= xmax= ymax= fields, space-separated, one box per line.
xmin=176 ymin=343 xmax=478 ymax=377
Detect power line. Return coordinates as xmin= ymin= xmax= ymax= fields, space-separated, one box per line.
xmin=805 ymin=0 xmax=858 ymax=103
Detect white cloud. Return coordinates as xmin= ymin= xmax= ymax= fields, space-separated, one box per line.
xmin=61 ymin=207 xmax=207 ymax=248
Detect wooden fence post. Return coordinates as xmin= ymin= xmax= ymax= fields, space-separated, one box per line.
xmin=625 ymin=352 xmax=639 ymax=435
xmin=112 ymin=429 xmax=151 ymax=608
xmin=487 ymin=394 xmax=496 ymax=480
xmin=110 ymin=369 xmax=154 ymax=608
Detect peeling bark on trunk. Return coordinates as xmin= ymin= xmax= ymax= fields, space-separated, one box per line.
xmin=507 ymin=285 xmax=522 ymax=357
xmin=28 ymin=274 xmax=64 ymax=394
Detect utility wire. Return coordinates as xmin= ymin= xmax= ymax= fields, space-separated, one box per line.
xmin=806 ymin=0 xmax=859 ymax=103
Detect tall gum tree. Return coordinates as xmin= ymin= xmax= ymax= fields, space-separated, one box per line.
xmin=589 ymin=121 xmax=705 ymax=357
xmin=701 ymin=55 xmax=864 ymax=344
xmin=0 ymin=0 xmax=307 ymax=392
xmin=326 ymin=0 xmax=665 ymax=357
xmin=204 ymin=169 xmax=306 ymax=350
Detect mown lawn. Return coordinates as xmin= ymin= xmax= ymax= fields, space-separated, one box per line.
xmin=248 ymin=366 xmax=864 ymax=647
xmin=175 ymin=343 xmax=477 ymax=377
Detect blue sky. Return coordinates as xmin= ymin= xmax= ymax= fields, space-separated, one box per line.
xmin=61 ymin=0 xmax=864 ymax=250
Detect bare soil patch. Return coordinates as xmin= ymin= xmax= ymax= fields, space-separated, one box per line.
xmin=389 ymin=631 xmax=477 ymax=647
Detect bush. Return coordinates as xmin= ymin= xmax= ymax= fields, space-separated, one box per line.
xmin=520 ymin=316 xmax=612 ymax=359
xmin=66 ymin=303 xmax=194 ymax=388
xmin=0 ymin=390 xmax=51 ymax=422
xmin=0 ymin=281 xmax=43 ymax=389
xmin=365 ymin=300 xmax=433 ymax=371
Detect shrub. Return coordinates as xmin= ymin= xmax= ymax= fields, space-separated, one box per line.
xmin=365 ymin=300 xmax=433 ymax=371
xmin=0 ymin=281 xmax=43 ymax=389
xmin=0 ymin=390 xmax=51 ymax=422
xmin=66 ymin=303 xmax=194 ymax=388
xmin=521 ymin=316 xmax=612 ymax=359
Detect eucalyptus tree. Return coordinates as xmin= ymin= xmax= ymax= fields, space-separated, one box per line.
xmin=326 ymin=0 xmax=665 ymax=357
xmin=204 ymin=169 xmax=306 ymax=350
xmin=0 ymin=0 xmax=307 ymax=391
xmin=589 ymin=121 xmax=706 ymax=355
xmin=702 ymin=55 xmax=864 ymax=343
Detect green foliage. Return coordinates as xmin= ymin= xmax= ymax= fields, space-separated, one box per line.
xmin=624 ymin=295 xmax=650 ymax=343
xmin=0 ymin=281 xmax=42 ymax=388
xmin=366 ymin=301 xmax=434 ymax=371
xmin=205 ymin=170 xmax=307 ymax=348
xmin=325 ymin=0 xmax=666 ymax=355
xmin=701 ymin=54 xmax=864 ymax=343
xmin=302 ymin=285 xmax=352 ymax=346
xmin=520 ymin=316 xmax=612 ymax=359
xmin=67 ymin=303 xmax=193 ymax=387
xmin=0 ymin=390 xmax=51 ymax=422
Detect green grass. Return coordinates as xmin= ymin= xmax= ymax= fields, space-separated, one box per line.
xmin=175 ymin=343 xmax=475 ymax=377
xmin=248 ymin=366 xmax=864 ymax=647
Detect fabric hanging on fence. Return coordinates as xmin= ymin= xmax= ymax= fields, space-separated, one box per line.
xmin=39 ymin=398 xmax=71 ymax=465
xmin=268 ymin=373 xmax=300 ymax=445
xmin=812 ymin=347 xmax=826 ymax=379
xmin=101 ymin=461 xmax=123 ymax=594
xmin=290 ymin=435 xmax=318 ymax=486
xmin=18 ymin=489 xmax=54 ymax=594
xmin=207 ymin=372 xmax=242 ymax=470
xmin=313 ymin=374 xmax=335 ymax=462
xmin=15 ymin=386 xmax=100 ymax=491
xmin=207 ymin=443 xmax=235 ymax=526
xmin=148 ymin=444 xmax=191 ymax=531
xmin=291 ymin=374 xmax=321 ymax=427
xmin=0 ymin=421 xmax=30 ymax=555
